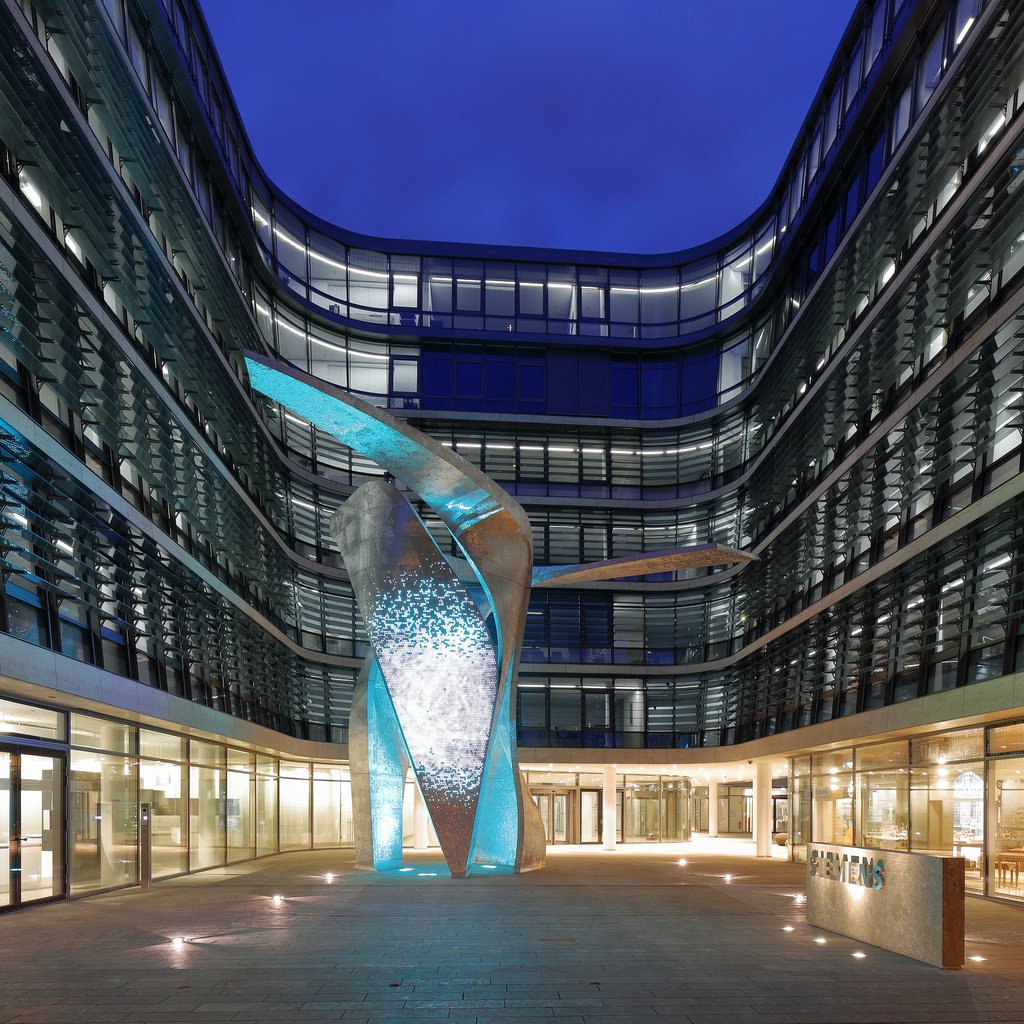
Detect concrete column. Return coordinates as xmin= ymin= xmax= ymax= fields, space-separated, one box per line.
xmin=602 ymin=765 xmax=617 ymax=851
xmin=754 ymin=761 xmax=773 ymax=858
xmin=707 ymin=780 xmax=719 ymax=838
xmin=412 ymin=783 xmax=429 ymax=850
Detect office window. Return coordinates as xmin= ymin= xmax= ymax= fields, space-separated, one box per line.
xmin=866 ymin=0 xmax=887 ymax=74
xmin=891 ymin=80 xmax=913 ymax=150
xmin=915 ymin=27 xmax=944 ymax=113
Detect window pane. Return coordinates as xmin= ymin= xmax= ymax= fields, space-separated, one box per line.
xmin=71 ymin=751 xmax=138 ymax=893
xmin=0 ymin=697 xmax=63 ymax=742
xmin=140 ymin=759 xmax=187 ymax=877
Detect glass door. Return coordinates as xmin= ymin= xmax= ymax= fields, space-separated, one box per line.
xmin=533 ymin=792 xmax=553 ymax=843
xmin=552 ymin=792 xmax=569 ymax=843
xmin=531 ymin=790 xmax=573 ymax=844
xmin=580 ymin=790 xmax=601 ymax=843
xmin=4 ymin=748 xmax=63 ymax=907
xmin=0 ymin=751 xmax=9 ymax=909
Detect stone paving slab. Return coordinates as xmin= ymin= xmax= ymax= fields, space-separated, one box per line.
xmin=1 ymin=846 xmax=1023 ymax=1023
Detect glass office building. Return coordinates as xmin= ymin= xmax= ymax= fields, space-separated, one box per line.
xmin=1 ymin=0 xmax=1024 ymax=906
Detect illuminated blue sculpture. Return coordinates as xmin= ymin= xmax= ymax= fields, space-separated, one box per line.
xmin=244 ymin=353 xmax=754 ymax=877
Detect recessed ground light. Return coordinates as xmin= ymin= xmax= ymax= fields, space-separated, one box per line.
xmin=723 ymin=874 xmax=732 ymax=882
xmin=324 ymin=873 xmax=334 ymax=883
xmin=851 ymin=951 xmax=866 ymax=958
xmin=272 ymin=895 xmax=283 ymax=904
xmin=399 ymin=867 xmax=414 ymax=873
xmin=479 ymin=864 xmax=496 ymax=869
xmin=782 ymin=926 xmax=794 ymax=932
xmin=794 ymin=894 xmax=806 ymax=904
xmin=969 ymin=955 xmax=987 ymax=962
xmin=814 ymin=937 xmax=826 ymax=945
xmin=171 ymin=937 xmax=186 ymax=947
xmin=418 ymin=872 xmax=437 ymax=877
xmin=677 ymin=858 xmax=687 ymax=866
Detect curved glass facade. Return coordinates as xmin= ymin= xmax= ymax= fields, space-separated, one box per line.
xmin=0 ymin=0 xmax=1021 ymax=755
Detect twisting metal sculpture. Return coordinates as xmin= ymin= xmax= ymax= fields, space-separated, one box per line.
xmin=245 ymin=353 xmax=754 ymax=877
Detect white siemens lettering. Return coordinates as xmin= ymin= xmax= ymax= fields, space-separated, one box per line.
xmin=808 ymin=848 xmax=885 ymax=889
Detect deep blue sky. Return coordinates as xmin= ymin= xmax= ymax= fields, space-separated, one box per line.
xmin=203 ymin=1 xmax=855 ymax=255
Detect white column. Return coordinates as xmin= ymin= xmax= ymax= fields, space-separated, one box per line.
xmin=754 ymin=761 xmax=773 ymax=858
xmin=413 ymin=783 xmax=429 ymax=850
xmin=707 ymin=780 xmax=719 ymax=837
xmin=602 ymin=765 xmax=617 ymax=851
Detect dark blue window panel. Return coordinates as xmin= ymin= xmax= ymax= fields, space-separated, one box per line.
xmin=548 ymin=353 xmax=579 ymax=415
xmin=485 ymin=355 xmax=515 ymax=401
xmin=610 ymin=358 xmax=639 ymax=417
xmin=518 ymin=361 xmax=544 ymax=403
xmin=641 ymin=358 xmax=679 ymax=416
xmin=420 ymin=349 xmax=452 ymax=400
xmin=681 ymin=348 xmax=718 ymax=414
xmin=454 ymin=359 xmax=482 ymax=397
xmin=577 ymin=353 xmax=610 ymax=417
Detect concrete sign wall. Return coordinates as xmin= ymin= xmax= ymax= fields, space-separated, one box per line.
xmin=806 ymin=844 xmax=964 ymax=968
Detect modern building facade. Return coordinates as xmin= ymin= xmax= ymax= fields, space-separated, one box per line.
xmin=0 ymin=0 xmax=1023 ymax=906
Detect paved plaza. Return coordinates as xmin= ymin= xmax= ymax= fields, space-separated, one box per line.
xmin=1 ymin=842 xmax=1024 ymax=1024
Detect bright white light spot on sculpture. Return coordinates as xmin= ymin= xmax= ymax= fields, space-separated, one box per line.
xmin=368 ymin=573 xmax=497 ymax=807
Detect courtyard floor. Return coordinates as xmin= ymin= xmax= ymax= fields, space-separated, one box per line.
xmin=1 ymin=841 xmax=1023 ymax=1024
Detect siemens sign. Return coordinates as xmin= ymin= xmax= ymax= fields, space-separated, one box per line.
xmin=808 ymin=848 xmax=885 ymax=890
xmin=805 ymin=843 xmax=964 ymax=968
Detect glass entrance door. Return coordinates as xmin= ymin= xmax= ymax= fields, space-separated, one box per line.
xmin=580 ymin=790 xmax=601 ymax=843
xmin=531 ymin=790 xmax=573 ymax=844
xmin=2 ymin=748 xmax=63 ymax=907
xmin=0 ymin=751 xmax=8 ymax=909
xmin=533 ymin=792 xmax=552 ymax=843
xmin=552 ymin=792 xmax=569 ymax=843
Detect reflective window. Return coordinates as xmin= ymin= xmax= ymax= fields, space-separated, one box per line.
xmin=71 ymin=751 xmax=137 ymax=893
xmin=0 ymin=698 xmax=63 ymax=742
xmin=71 ymin=714 xmax=134 ymax=754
